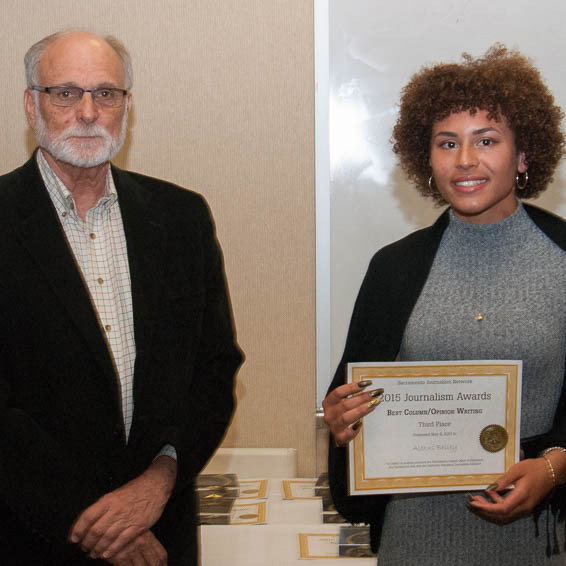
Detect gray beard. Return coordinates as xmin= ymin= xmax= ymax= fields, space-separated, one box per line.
xmin=34 ymin=106 xmax=128 ymax=168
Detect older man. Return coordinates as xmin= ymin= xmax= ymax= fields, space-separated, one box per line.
xmin=0 ymin=31 xmax=242 ymax=566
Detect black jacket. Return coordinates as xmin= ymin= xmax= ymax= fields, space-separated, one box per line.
xmin=0 ymin=156 xmax=243 ymax=565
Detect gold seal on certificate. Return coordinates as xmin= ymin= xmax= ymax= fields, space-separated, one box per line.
xmin=348 ymin=360 xmax=522 ymax=495
xmin=480 ymin=424 xmax=509 ymax=453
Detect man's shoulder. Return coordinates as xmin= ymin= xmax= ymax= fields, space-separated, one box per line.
xmin=111 ymin=166 xmax=211 ymax=223
xmin=0 ymin=158 xmax=42 ymax=219
xmin=0 ymin=165 xmax=24 ymax=184
xmin=113 ymin=167 xmax=205 ymax=204
xmin=0 ymin=158 xmax=36 ymax=188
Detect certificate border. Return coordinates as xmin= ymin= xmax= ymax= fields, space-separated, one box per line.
xmin=282 ymin=479 xmax=318 ymax=500
xmin=350 ymin=362 xmax=520 ymax=493
xmin=298 ymin=533 xmax=339 ymax=559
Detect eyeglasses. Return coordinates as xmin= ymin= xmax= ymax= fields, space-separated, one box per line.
xmin=30 ymin=85 xmax=128 ymax=108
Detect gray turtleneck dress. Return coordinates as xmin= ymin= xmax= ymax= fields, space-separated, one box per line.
xmin=376 ymin=203 xmax=566 ymax=565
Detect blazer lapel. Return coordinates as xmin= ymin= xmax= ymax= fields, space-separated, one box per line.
xmin=111 ymin=167 xmax=167 ymax=390
xmin=14 ymin=157 xmax=119 ymax=390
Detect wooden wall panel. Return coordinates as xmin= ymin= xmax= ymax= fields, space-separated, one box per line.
xmin=0 ymin=0 xmax=316 ymax=475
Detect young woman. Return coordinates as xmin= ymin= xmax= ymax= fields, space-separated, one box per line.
xmin=323 ymin=45 xmax=566 ymax=565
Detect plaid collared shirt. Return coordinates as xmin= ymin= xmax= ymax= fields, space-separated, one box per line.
xmin=37 ymin=150 xmax=137 ymax=441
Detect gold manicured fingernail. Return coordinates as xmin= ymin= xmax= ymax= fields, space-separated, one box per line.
xmin=370 ymin=388 xmax=384 ymax=398
xmin=358 ymin=380 xmax=372 ymax=388
xmin=367 ymin=397 xmax=382 ymax=409
xmin=485 ymin=482 xmax=499 ymax=492
xmin=352 ymin=419 xmax=362 ymax=431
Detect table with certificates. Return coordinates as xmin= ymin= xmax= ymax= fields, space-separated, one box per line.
xmin=348 ymin=361 xmax=522 ymax=495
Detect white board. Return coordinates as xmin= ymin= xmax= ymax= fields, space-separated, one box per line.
xmin=316 ymin=0 xmax=566 ymax=407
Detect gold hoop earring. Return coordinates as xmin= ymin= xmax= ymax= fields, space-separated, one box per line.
xmin=516 ymin=171 xmax=528 ymax=190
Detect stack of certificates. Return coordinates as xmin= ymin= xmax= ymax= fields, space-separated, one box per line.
xmin=196 ymin=473 xmax=240 ymax=525
xmin=316 ymin=473 xmax=348 ymax=524
xmin=338 ymin=526 xmax=376 ymax=558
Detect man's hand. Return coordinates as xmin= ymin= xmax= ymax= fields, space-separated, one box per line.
xmin=69 ymin=456 xmax=176 ymax=560
xmin=107 ymin=531 xmax=167 ymax=566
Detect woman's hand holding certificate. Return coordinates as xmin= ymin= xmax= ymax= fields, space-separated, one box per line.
xmin=323 ymin=381 xmax=384 ymax=448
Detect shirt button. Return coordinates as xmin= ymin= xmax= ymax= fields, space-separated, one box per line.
xmin=105 ymin=325 xmax=111 ymax=332
xmin=97 ymin=277 xmax=104 ymax=285
xmin=90 ymin=233 xmax=96 ymax=240
xmin=62 ymin=211 xmax=67 ymax=217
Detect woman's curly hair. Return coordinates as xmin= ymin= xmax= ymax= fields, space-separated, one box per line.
xmin=392 ymin=44 xmax=564 ymax=201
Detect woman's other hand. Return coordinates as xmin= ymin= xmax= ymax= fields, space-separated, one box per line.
xmin=467 ymin=450 xmax=566 ymax=524
xmin=322 ymin=381 xmax=383 ymax=448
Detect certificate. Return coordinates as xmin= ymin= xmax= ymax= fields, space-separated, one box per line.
xmin=298 ymin=533 xmax=339 ymax=559
xmin=282 ymin=479 xmax=318 ymax=499
xmin=238 ymin=480 xmax=269 ymax=499
xmin=348 ymin=361 xmax=521 ymax=495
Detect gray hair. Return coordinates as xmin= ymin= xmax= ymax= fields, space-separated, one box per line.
xmin=24 ymin=30 xmax=133 ymax=90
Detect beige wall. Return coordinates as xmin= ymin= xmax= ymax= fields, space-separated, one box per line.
xmin=1 ymin=1 xmax=317 ymax=475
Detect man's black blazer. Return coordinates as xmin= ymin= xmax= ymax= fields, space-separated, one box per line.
xmin=0 ymin=155 xmax=243 ymax=565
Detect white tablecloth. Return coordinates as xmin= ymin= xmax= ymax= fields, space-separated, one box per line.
xmin=200 ymin=478 xmax=376 ymax=565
